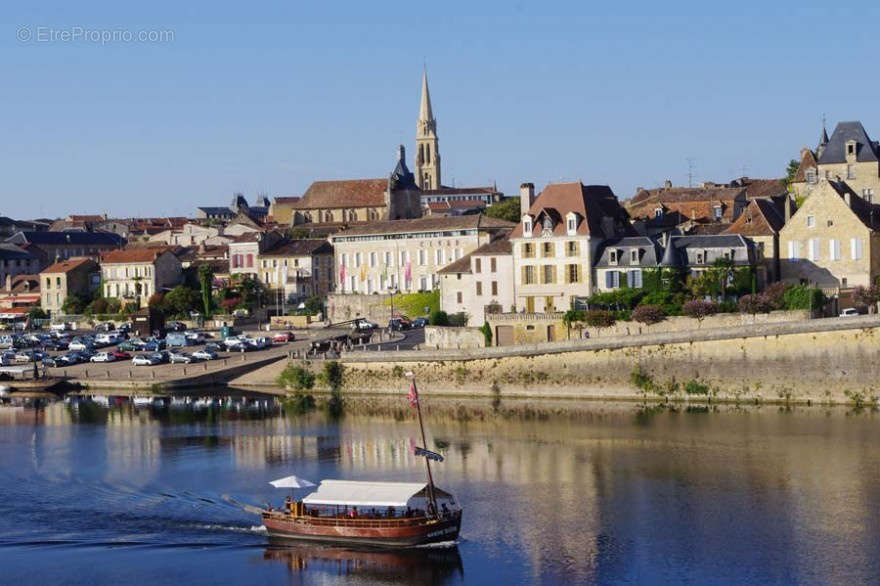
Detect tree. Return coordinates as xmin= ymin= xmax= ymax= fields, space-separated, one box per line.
xmin=480 ymin=321 xmax=493 ymax=347
xmin=27 ymin=306 xmax=47 ymax=321
xmin=302 ymin=296 xmax=324 ymax=316
xmin=61 ymin=294 xmax=87 ymax=315
xmin=782 ymin=158 xmax=800 ymax=189
xmin=738 ymin=293 xmax=773 ymax=315
xmin=162 ymin=285 xmax=201 ymax=317
xmin=852 ymin=285 xmax=880 ymax=312
xmin=198 ymin=264 xmax=215 ymax=316
xmin=86 ymin=297 xmax=109 ymax=315
xmin=632 ymin=305 xmax=666 ymax=324
xmin=484 ymin=197 xmax=521 ymax=223
xmin=429 ymin=310 xmax=449 ymax=326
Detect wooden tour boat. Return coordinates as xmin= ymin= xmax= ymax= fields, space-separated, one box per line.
xmin=260 ymin=376 xmax=462 ymax=547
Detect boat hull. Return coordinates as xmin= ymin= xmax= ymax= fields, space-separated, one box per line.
xmin=262 ymin=512 xmax=461 ymax=547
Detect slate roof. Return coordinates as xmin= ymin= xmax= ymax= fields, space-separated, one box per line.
xmin=437 ymin=254 xmax=472 ymax=275
xmin=198 ymin=206 xmax=237 ymax=216
xmin=8 ymin=231 xmax=125 ymax=247
xmin=511 ymin=182 xmax=631 ymax=238
xmin=0 ymin=243 xmax=34 ymax=261
xmin=660 ymin=235 xmax=752 ymax=267
xmin=594 ymin=237 xmax=660 ymax=268
xmin=472 ymin=235 xmax=512 ymax=256
xmin=261 ymin=239 xmax=333 ymax=257
xmin=827 ymin=180 xmax=880 ymax=230
xmin=817 ymin=121 xmax=880 ymax=164
xmin=793 ymin=148 xmax=818 ymax=183
xmin=331 ymin=214 xmax=513 ymax=238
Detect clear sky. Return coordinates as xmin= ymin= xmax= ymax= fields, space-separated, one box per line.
xmin=3 ymin=1 xmax=880 ymax=219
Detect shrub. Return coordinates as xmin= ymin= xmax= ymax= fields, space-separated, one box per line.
xmin=738 ymin=293 xmax=773 ymax=314
xmin=682 ymin=299 xmax=718 ymax=321
xmin=105 ymin=298 xmax=122 ymax=314
xmin=763 ymin=282 xmax=787 ymax=309
xmin=782 ymin=285 xmax=825 ymax=311
xmin=86 ymin=297 xmax=109 ymax=315
xmin=684 ymin=379 xmax=710 ymax=395
xmin=277 ymin=364 xmax=316 ymax=390
xmin=61 ymin=294 xmax=88 ymax=315
xmin=587 ymin=288 xmax=645 ymax=310
xmin=584 ymin=309 xmax=617 ymax=328
xmin=321 ymin=361 xmax=344 ymax=390
xmin=632 ymin=304 xmax=666 ymax=325
xmin=447 ymin=312 xmax=469 ymax=327
xmin=480 ymin=322 xmax=493 ymax=347
xmin=429 ymin=310 xmax=449 ymax=326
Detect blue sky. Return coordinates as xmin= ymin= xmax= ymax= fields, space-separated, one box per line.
xmin=2 ymin=1 xmax=879 ymax=219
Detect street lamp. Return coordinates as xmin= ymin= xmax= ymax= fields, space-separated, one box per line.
xmin=389 ymin=286 xmax=399 ymax=330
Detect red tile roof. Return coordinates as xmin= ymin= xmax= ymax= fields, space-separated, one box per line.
xmin=101 ymin=247 xmax=173 ymax=264
xmin=295 ymin=179 xmax=388 ymax=209
xmin=40 ymin=257 xmax=96 ymax=274
xmin=793 ymin=148 xmax=818 ymax=183
xmin=273 ymin=196 xmax=302 ymax=205
xmin=511 ymin=182 xmax=630 ymax=238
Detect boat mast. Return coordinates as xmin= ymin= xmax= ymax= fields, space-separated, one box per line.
xmin=413 ymin=377 xmax=438 ymax=515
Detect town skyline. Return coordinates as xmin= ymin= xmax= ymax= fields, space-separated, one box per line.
xmin=5 ymin=1 xmax=880 ymax=218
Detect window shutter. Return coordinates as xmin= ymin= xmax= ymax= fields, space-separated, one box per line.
xmin=634 ymin=269 xmax=643 ymax=288
xmin=605 ymin=271 xmax=613 ymax=288
xmin=612 ymin=271 xmax=620 ymax=288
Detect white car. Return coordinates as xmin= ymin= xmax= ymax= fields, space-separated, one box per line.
xmin=90 ymin=352 xmax=116 ymax=363
xmin=132 ymin=354 xmax=160 ymax=366
xmin=192 ymin=349 xmax=218 ymax=361
xmin=69 ymin=341 xmax=92 ymax=352
xmin=839 ymin=308 xmax=860 ymax=317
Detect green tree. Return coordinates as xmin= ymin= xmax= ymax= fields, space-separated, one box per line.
xmin=429 ymin=310 xmax=449 ymax=326
xmin=484 ymin=197 xmax=521 ymax=223
xmin=163 ymin=285 xmax=201 ymax=317
xmin=198 ymin=264 xmax=215 ymax=316
xmin=27 ymin=306 xmax=48 ymax=321
xmin=782 ymin=158 xmax=800 ymax=189
xmin=480 ymin=321 xmax=493 ymax=347
xmin=61 ymin=294 xmax=87 ymax=315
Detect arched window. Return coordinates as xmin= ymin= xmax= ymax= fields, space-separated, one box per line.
xmin=418 ymin=144 xmax=424 ymax=164
xmin=425 ymin=144 xmax=431 ymax=163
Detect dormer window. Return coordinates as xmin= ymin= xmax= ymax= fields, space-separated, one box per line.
xmin=654 ymin=207 xmax=663 ymax=218
xmin=847 ymin=140 xmax=857 ymax=157
xmin=522 ymin=216 xmax=533 ymax=238
xmin=806 ymin=168 xmax=817 ymax=184
xmin=541 ymin=215 xmax=554 ymax=236
xmin=609 ymin=250 xmax=618 ymax=265
xmin=696 ymin=252 xmax=704 ymax=264
xmin=565 ymin=212 xmax=578 ymax=236
xmin=713 ymin=205 xmax=723 ymax=221
xmin=630 ymin=249 xmax=639 ymax=264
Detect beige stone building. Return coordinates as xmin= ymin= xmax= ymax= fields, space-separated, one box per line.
xmin=330 ymin=215 xmax=512 ymax=295
xmin=268 ymin=197 xmax=302 ymax=225
xmin=257 ymin=239 xmax=334 ymax=302
xmin=147 ymin=223 xmax=231 ymax=247
xmin=511 ymin=182 xmax=632 ymax=312
xmin=779 ymin=179 xmax=880 ymax=291
xmin=438 ymin=237 xmax=514 ymax=326
xmin=101 ymin=248 xmax=183 ymax=308
xmin=723 ymin=197 xmax=791 ymax=283
xmin=40 ymin=258 xmax=100 ymax=316
xmin=228 ymin=231 xmax=285 ymax=278
xmin=791 ymin=121 xmax=880 ymax=203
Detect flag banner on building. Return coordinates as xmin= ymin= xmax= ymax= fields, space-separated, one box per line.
xmin=339 ymin=262 xmax=345 ymax=283
xmin=359 ymin=264 xmax=366 ymax=282
xmin=407 ymin=379 xmax=419 ymax=408
xmin=405 ymin=261 xmax=412 ymax=285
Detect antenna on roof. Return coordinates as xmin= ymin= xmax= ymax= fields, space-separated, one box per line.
xmin=686 ymin=158 xmax=696 ymax=188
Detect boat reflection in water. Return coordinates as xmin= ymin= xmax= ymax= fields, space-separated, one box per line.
xmin=262 ymin=541 xmax=464 ymax=583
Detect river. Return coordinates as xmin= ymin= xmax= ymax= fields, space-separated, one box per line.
xmin=0 ymin=394 xmax=878 ymax=585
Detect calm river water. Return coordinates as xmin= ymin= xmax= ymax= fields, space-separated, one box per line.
xmin=0 ymin=395 xmax=879 ymax=585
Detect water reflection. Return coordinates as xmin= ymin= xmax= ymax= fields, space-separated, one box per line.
xmin=262 ymin=542 xmax=464 ymax=583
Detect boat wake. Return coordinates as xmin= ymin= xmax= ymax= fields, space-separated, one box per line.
xmin=188 ymin=523 xmax=267 ymax=535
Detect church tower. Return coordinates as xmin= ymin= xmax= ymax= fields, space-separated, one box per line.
xmin=415 ymin=70 xmax=441 ymax=190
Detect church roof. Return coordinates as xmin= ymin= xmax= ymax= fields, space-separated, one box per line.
xmin=295 ymin=179 xmax=388 ymax=209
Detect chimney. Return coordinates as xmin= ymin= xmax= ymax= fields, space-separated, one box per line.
xmin=520 ymin=182 xmax=535 ymax=218
xmin=664 ymin=179 xmax=672 ymax=189
xmin=4 ymin=274 xmax=10 ymax=292
xmin=784 ymin=194 xmax=792 ymax=222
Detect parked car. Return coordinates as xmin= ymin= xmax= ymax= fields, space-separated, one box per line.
xmin=42 ymin=356 xmax=62 ymax=368
xmin=95 ymin=322 xmax=116 ymax=333
xmin=57 ymin=353 xmax=83 ymax=366
xmin=118 ymin=338 xmax=145 ymax=352
xmin=50 ymin=322 xmax=72 ymax=332
xmin=411 ymin=317 xmax=428 ymax=328
xmin=273 ymin=331 xmax=295 ymax=343
xmin=69 ymin=341 xmax=93 ymax=352
xmin=245 ymin=336 xmax=271 ymax=350
xmin=132 ymin=354 xmax=161 ymax=366
xmin=143 ymin=339 xmax=166 ymax=352
xmin=204 ymin=342 xmax=223 ymax=353
xmin=166 ymin=321 xmax=187 ymax=332
xmin=192 ymin=349 xmax=218 ymax=361
xmin=232 ymin=309 xmax=249 ymax=317
xmin=840 ymin=308 xmax=861 ymax=317
xmin=112 ymin=350 xmax=132 ymax=361
xmin=90 ymin=352 xmax=116 ymax=363
xmin=389 ymin=317 xmax=412 ymax=331
xmin=117 ymin=323 xmax=132 ymax=334
xmin=353 ymin=320 xmax=378 ymax=331
xmin=169 ymin=351 xmax=194 ymax=364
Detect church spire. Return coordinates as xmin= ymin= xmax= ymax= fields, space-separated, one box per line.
xmin=419 ymin=70 xmax=434 ymax=123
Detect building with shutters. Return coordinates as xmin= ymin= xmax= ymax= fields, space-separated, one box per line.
xmin=593 ymin=237 xmax=661 ymax=293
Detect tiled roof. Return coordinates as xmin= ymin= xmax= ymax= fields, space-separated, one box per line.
xmin=101 ymin=247 xmax=173 ymax=264
xmin=793 ymin=148 xmax=818 ymax=183
xmin=273 ymin=196 xmax=302 ymax=205
xmin=40 ymin=257 xmax=95 ymax=274
xmin=627 ymin=185 xmax=746 ymax=224
xmin=511 ymin=182 xmax=631 ymax=238
xmin=472 ymin=236 xmax=511 ymax=256
xmin=723 ymin=198 xmax=786 ymax=237
xmin=817 ymin=121 xmax=880 ymax=165
xmin=261 ymin=239 xmax=332 ymax=257
xmin=437 ymin=254 xmax=472 ymax=275
xmin=68 ymin=215 xmax=106 ymax=222
xmin=331 ymin=214 xmax=513 ymax=238
xmin=421 ymin=186 xmax=499 ymax=196
xmin=295 ymin=179 xmax=389 ymax=209
xmin=728 ymin=177 xmax=787 ymax=199
xmin=0 ymin=274 xmax=39 ymax=295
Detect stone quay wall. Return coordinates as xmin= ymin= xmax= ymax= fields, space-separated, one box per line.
xmin=332 ymin=315 xmax=880 ymax=405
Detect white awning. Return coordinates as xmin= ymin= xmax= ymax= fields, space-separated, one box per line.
xmin=302 ymin=480 xmax=429 ymax=508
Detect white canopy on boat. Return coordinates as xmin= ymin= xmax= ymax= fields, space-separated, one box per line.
xmin=302 ymin=480 xmax=433 ymax=508
xmin=269 ymin=475 xmax=316 ymax=489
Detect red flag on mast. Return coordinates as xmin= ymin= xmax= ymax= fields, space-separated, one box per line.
xmin=407 ymin=379 xmax=419 ymax=409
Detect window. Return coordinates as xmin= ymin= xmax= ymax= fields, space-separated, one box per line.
xmin=475 ymin=258 xmax=482 ymax=273
xmin=567 ymin=218 xmax=576 ymax=234
xmin=627 ymin=269 xmax=643 ymax=288
xmin=523 ymin=219 xmax=532 ymax=237
xmin=630 ymin=249 xmax=639 ymax=264
xmin=542 ymin=242 xmax=554 ymax=258
xmin=806 ymin=215 xmax=815 ymax=228
xmin=418 ymin=250 xmax=427 ymax=266
xmin=864 ymin=188 xmax=874 ymax=202
xmin=456 ymin=291 xmax=462 ymax=304
xmin=246 ymin=254 xmax=254 ymax=268
xmin=654 ymin=207 xmax=663 ymax=218
xmin=566 ymin=241 xmax=579 ymax=257
xmin=384 ymin=251 xmax=391 ymax=266
xmin=491 ymin=281 xmax=498 ymax=296
xmin=848 ymin=143 xmax=856 ymax=156
xmin=523 ymin=265 xmax=536 ymax=284
xmin=829 ymin=239 xmax=841 ymax=261
xmin=476 ymin=282 xmax=483 ymax=296
xmin=544 ymin=297 xmax=555 ymax=312
xmin=355 ymin=252 xmax=362 ymax=267
xmin=605 ymin=271 xmax=621 ymax=289
xmin=490 ymin=258 xmax=497 ymax=272
xmin=542 ymin=265 xmax=556 ymax=284
xmin=851 ymin=238 xmax=864 ymax=260
xmin=566 ymin=264 xmax=581 ymax=284
xmin=713 ymin=206 xmax=723 ymax=221
xmin=522 ymin=243 xmax=535 ymax=258
xmin=787 ymin=240 xmax=802 ymax=260
xmin=808 ymin=238 xmax=819 ymax=261
xmin=609 ymin=250 xmax=618 ymax=265
xmin=696 ymin=252 xmax=704 ymax=264
xmin=525 ymin=296 xmax=535 ymax=313
xmin=806 ymin=169 xmax=817 ymax=184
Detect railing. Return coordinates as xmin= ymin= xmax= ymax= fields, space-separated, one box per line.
xmin=262 ymin=511 xmax=456 ymax=528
